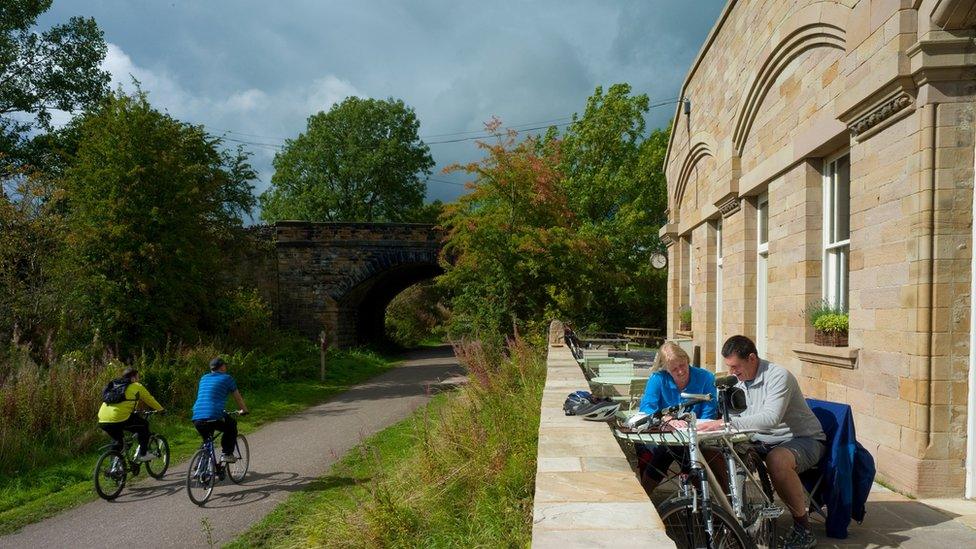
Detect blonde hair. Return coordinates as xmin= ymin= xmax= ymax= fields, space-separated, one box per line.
xmin=650 ymin=341 xmax=691 ymax=373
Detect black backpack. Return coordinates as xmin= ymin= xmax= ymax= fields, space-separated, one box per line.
xmin=101 ymin=377 xmax=132 ymax=404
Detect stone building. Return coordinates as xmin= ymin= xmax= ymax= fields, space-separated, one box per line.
xmin=661 ymin=0 xmax=976 ymax=497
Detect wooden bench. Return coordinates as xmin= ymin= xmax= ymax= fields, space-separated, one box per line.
xmin=623 ymin=326 xmax=663 ymax=348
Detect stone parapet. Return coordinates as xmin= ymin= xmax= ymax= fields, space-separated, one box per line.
xmin=531 ymin=339 xmax=675 ymax=548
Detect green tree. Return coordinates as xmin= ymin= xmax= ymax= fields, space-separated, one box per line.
xmin=406 ymin=199 xmax=444 ymax=224
xmin=437 ymin=86 xmax=672 ymax=340
xmin=59 ymin=90 xmax=256 ymax=350
xmin=557 ymin=84 xmax=669 ymax=330
xmin=0 ymin=160 xmax=65 ymax=352
xmin=260 ymin=96 xmax=433 ymax=222
xmin=439 ymin=121 xmax=592 ymax=339
xmin=1 ymin=0 xmax=109 ymax=165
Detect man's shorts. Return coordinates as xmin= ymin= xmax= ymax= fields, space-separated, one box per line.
xmin=755 ymin=436 xmax=825 ymax=473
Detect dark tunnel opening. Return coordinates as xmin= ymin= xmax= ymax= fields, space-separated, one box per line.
xmin=340 ymin=262 xmax=443 ymax=347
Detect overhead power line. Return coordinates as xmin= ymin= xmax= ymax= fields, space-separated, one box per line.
xmin=207 ymin=97 xmax=682 ymax=152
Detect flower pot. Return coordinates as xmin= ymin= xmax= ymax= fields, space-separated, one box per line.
xmin=679 ymin=321 xmax=691 ymax=332
xmin=814 ymin=330 xmax=848 ymax=347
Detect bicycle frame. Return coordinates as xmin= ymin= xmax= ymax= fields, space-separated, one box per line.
xmin=647 ymin=397 xmax=780 ymax=547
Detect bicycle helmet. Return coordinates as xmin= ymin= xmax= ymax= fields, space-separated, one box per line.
xmin=575 ymin=400 xmax=620 ymax=421
xmin=563 ymin=391 xmax=593 ymax=416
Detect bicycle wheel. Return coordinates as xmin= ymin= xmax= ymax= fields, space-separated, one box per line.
xmin=658 ymin=496 xmax=752 ymax=549
xmin=186 ymin=449 xmax=216 ymax=505
xmin=227 ymin=434 xmax=249 ymax=484
xmin=93 ymin=450 xmax=127 ymax=500
xmin=741 ymin=451 xmax=777 ymax=549
xmin=145 ymin=434 xmax=170 ymax=479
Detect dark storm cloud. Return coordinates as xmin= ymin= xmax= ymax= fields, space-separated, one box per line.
xmin=39 ymin=0 xmax=725 ymax=204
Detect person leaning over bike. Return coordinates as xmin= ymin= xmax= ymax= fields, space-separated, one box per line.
xmin=97 ymin=367 xmax=165 ymax=462
xmin=191 ymin=357 xmax=248 ymax=463
xmin=698 ymin=335 xmax=826 ymax=549
xmin=634 ymin=341 xmax=719 ymax=495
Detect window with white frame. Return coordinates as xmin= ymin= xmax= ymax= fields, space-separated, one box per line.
xmin=757 ymin=193 xmax=769 ymax=357
xmin=823 ymin=153 xmax=850 ymax=311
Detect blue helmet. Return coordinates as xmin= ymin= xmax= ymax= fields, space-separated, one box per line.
xmin=563 ymin=391 xmax=593 ymax=416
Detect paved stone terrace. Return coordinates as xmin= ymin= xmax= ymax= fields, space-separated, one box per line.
xmin=532 ymin=342 xmax=675 ymax=548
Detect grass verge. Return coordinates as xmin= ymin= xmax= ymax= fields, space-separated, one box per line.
xmin=228 ymin=336 xmax=545 ymax=548
xmin=226 ymin=393 xmax=451 ymax=549
xmin=0 ymin=349 xmax=396 ymax=536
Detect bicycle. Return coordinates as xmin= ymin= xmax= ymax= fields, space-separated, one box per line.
xmin=185 ymin=410 xmax=250 ymax=506
xmin=93 ymin=410 xmax=170 ymax=501
xmin=616 ymin=385 xmax=783 ymax=549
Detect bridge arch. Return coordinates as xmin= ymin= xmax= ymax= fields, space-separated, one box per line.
xmin=271 ymin=221 xmax=443 ymax=347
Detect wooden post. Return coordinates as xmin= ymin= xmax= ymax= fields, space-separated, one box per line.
xmin=319 ymin=330 xmax=328 ymax=382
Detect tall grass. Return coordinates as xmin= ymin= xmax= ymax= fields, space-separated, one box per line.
xmin=0 ymin=332 xmax=367 ymax=475
xmin=254 ymin=335 xmax=545 ymax=547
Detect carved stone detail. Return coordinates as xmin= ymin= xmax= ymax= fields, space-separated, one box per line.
xmin=848 ymin=93 xmax=913 ymax=138
xmin=716 ymin=195 xmax=741 ymax=218
xmin=659 ymin=223 xmax=678 ymax=248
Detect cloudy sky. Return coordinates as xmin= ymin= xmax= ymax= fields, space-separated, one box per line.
xmin=40 ymin=0 xmax=725 ymax=209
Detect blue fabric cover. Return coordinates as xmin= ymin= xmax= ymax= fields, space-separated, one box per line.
xmin=639 ymin=366 xmax=718 ymax=419
xmin=802 ymin=398 xmax=877 ymax=539
xmin=191 ymin=372 xmax=238 ymax=421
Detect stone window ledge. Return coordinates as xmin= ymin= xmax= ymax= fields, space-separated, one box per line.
xmin=793 ymin=343 xmax=859 ymax=369
xmin=675 ymin=330 xmax=693 ymax=339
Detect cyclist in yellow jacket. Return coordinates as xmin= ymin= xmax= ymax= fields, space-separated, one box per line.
xmin=97 ymin=367 xmax=165 ymax=461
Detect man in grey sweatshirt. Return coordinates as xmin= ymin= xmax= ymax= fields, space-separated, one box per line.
xmin=699 ymin=335 xmax=825 ymax=549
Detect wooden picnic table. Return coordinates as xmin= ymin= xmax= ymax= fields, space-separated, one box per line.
xmin=579 ymin=337 xmax=630 ymax=349
xmin=623 ymin=326 xmax=663 ymax=347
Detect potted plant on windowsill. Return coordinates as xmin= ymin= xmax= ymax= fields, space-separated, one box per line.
xmin=679 ymin=306 xmax=692 ymax=332
xmin=807 ymin=301 xmax=848 ymax=347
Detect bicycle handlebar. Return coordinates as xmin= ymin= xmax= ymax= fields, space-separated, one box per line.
xmin=134 ymin=409 xmax=163 ymax=416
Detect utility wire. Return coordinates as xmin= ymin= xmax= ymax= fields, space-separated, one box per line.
xmin=426 ymin=177 xmax=468 ymax=187
xmin=205 ymin=97 xmax=682 ymax=151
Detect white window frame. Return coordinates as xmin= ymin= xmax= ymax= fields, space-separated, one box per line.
xmin=757 ymin=193 xmax=769 ymax=358
xmin=823 ymin=151 xmax=850 ymax=311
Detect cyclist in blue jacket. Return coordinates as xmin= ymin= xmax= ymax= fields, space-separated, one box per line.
xmin=191 ymin=357 xmax=248 ymax=463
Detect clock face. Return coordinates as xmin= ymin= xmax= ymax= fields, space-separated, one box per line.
xmin=651 ymin=252 xmax=667 ymax=269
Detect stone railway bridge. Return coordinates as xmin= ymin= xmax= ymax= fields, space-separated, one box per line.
xmin=242 ymin=222 xmax=443 ymax=348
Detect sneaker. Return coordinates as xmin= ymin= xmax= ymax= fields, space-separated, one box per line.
xmin=781 ymin=524 xmax=817 ymax=549
xmin=221 ymin=453 xmax=237 ymax=463
xmin=134 ymin=452 xmax=158 ymax=463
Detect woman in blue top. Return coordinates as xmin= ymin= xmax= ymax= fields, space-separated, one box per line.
xmin=635 ymin=341 xmax=718 ymax=494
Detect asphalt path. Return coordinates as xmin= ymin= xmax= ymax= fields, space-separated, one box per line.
xmin=0 ymin=345 xmax=463 ymax=548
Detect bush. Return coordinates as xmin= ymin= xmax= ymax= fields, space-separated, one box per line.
xmin=0 ymin=330 xmax=325 ymax=475
xmin=805 ymin=300 xmax=847 ymax=333
xmin=813 ymin=313 xmax=848 ymax=334
xmin=384 ymin=282 xmax=448 ymax=347
xmin=218 ymin=287 xmax=273 ymax=346
xmin=298 ymin=335 xmax=545 ymax=546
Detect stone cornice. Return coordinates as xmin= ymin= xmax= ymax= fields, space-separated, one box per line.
xmin=713 ymin=191 xmax=741 ymax=218
xmin=908 ymin=33 xmax=976 ymax=86
xmin=659 ymin=223 xmax=678 ymax=248
xmin=848 ymin=92 xmax=914 ymax=141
